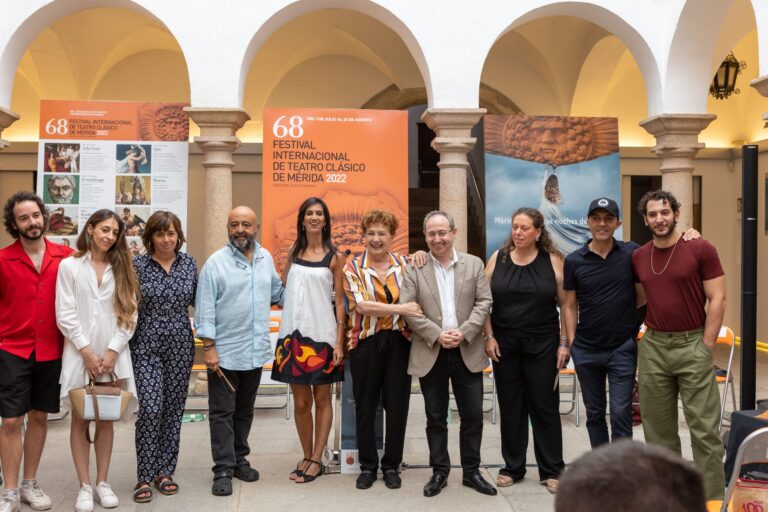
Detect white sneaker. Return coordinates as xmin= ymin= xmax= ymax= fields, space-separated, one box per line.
xmin=20 ymin=480 xmax=52 ymax=510
xmin=0 ymin=490 xmax=20 ymax=512
xmin=74 ymin=485 xmax=93 ymax=512
xmin=93 ymin=482 xmax=118 ymax=509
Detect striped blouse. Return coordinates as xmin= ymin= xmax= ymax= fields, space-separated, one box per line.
xmin=342 ymin=251 xmax=410 ymax=350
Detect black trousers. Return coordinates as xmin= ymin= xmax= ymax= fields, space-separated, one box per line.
xmin=349 ymin=330 xmax=412 ymax=472
xmin=207 ymin=366 xmax=262 ymax=474
xmin=419 ymin=347 xmax=483 ymax=476
xmin=493 ymin=334 xmax=564 ymax=481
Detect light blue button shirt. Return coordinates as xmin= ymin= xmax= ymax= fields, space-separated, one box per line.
xmin=195 ymin=243 xmax=284 ymax=371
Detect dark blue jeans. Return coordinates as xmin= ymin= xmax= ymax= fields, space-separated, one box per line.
xmin=570 ymin=336 xmax=637 ymax=448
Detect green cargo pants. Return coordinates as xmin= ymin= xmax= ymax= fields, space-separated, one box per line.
xmin=638 ymin=327 xmax=725 ymax=501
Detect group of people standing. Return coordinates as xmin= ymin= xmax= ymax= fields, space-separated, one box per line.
xmin=0 ymin=185 xmax=728 ymax=512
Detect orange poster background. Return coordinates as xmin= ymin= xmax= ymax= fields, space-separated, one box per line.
xmin=262 ymin=108 xmax=408 ymax=273
xmin=39 ymin=99 xmax=189 ymax=141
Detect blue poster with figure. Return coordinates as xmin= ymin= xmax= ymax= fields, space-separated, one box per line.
xmin=484 ymin=116 xmax=622 ymax=259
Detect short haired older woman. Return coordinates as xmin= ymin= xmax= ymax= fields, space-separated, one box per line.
xmin=130 ymin=211 xmax=197 ymax=503
xmin=342 ymin=210 xmax=423 ymax=490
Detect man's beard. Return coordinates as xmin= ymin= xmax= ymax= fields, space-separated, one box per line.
xmin=651 ymin=218 xmax=677 ymax=239
xmin=19 ymin=223 xmax=45 ymax=241
xmin=50 ymin=194 xmax=72 ymax=204
xmin=229 ymin=234 xmax=254 ymax=253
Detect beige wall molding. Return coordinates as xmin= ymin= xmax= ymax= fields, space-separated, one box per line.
xmin=639 ymin=113 xmax=716 ymax=232
xmin=184 ymin=107 xmax=250 ymax=259
xmin=421 ymin=108 xmax=486 ymax=252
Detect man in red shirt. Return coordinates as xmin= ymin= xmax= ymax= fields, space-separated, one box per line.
xmin=631 ymin=190 xmax=726 ymax=501
xmin=0 ymin=192 xmax=72 ymax=512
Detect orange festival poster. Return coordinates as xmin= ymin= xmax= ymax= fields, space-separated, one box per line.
xmin=262 ymin=108 xmax=408 ymax=273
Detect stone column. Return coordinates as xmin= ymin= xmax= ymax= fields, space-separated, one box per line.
xmin=639 ymin=114 xmax=716 ymax=231
xmin=420 ymin=108 xmax=486 ymax=252
xmin=184 ymin=108 xmax=250 ymax=258
xmin=0 ymin=107 xmax=20 ymax=150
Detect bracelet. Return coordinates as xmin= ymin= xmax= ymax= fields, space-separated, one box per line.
xmin=559 ymin=343 xmax=570 ymax=350
xmin=336 ymin=320 xmax=345 ymax=326
xmin=559 ymin=334 xmax=567 ymax=341
xmin=483 ymin=333 xmax=495 ymax=342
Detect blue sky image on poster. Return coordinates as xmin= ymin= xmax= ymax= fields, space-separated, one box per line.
xmin=484 ymin=116 xmax=621 ymax=259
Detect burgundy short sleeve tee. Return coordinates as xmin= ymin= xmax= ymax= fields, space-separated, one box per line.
xmin=632 ymin=238 xmax=724 ymax=332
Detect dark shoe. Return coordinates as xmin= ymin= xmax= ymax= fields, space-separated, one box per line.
xmin=383 ymin=469 xmax=401 ymax=489
xmin=211 ymin=472 xmax=232 ymax=496
xmin=462 ymin=472 xmax=497 ymax=496
xmin=234 ymin=461 xmax=259 ymax=482
xmin=296 ymin=460 xmax=323 ymax=483
xmin=356 ymin=470 xmax=377 ymax=490
xmin=423 ymin=473 xmax=448 ymax=497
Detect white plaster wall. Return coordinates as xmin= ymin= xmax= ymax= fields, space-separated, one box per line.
xmin=0 ymin=0 xmax=765 ymax=117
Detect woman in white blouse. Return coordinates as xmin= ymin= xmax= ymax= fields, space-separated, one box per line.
xmin=56 ymin=209 xmax=140 ymax=512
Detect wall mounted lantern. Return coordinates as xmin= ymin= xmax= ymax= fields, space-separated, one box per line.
xmin=710 ymin=52 xmax=747 ymax=100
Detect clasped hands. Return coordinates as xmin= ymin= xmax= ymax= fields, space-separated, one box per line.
xmin=80 ymin=346 xmax=118 ymax=379
xmin=437 ymin=329 xmax=464 ymax=349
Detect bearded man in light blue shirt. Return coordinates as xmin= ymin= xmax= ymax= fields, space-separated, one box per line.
xmin=195 ymin=206 xmax=284 ymax=497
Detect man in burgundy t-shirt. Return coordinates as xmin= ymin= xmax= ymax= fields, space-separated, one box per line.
xmin=631 ymin=190 xmax=726 ymax=501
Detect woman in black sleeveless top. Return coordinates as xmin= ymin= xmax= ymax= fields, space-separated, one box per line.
xmin=481 ymin=207 xmax=568 ymax=494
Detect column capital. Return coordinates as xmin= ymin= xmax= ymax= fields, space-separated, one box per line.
xmin=750 ymin=75 xmax=768 ymax=97
xmin=639 ymin=113 xmax=716 ymax=164
xmin=0 ymin=107 xmax=20 ymax=150
xmin=184 ymin=107 xmax=250 ymax=138
xmin=421 ymin=108 xmax=486 ymax=138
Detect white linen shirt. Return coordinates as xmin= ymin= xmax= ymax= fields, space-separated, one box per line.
xmin=431 ymin=250 xmax=459 ymax=330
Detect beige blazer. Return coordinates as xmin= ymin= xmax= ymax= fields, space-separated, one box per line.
xmin=400 ymin=252 xmax=492 ymax=378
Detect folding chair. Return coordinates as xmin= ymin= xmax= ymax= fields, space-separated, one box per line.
xmin=559 ymin=359 xmax=580 ymax=426
xmin=721 ymin=426 xmax=768 ymax=512
xmin=715 ymin=326 xmax=737 ymax=431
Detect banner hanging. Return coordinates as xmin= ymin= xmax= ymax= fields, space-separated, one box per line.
xmin=36 ymin=99 xmax=189 ymax=254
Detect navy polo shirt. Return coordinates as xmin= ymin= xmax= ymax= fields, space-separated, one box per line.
xmin=563 ymin=239 xmax=640 ymax=351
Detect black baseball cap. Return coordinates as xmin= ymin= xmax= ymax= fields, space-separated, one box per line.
xmin=587 ymin=197 xmax=620 ymax=219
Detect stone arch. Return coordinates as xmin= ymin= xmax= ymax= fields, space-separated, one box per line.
xmin=479 ymin=1 xmax=661 ymax=115
xmin=362 ymin=83 xmax=523 ymax=115
xmin=0 ymin=0 xmax=190 ymax=107
xmin=238 ymin=0 xmax=431 ymax=107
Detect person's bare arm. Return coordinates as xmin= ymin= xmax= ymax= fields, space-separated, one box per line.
xmin=551 ymin=253 xmax=569 ymax=369
xmin=702 ymin=275 xmax=726 ymax=350
xmin=635 ymin=283 xmax=647 ymax=308
xmin=563 ymin=290 xmax=578 ymax=345
xmin=482 ymin=251 xmax=500 ymax=362
xmin=332 ymin=252 xmax=348 ymax=364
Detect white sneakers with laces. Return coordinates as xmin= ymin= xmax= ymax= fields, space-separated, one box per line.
xmin=0 ymin=490 xmax=20 ymax=512
xmin=20 ymin=480 xmax=52 ymax=511
xmin=74 ymin=485 xmax=93 ymax=512
xmin=93 ymin=482 xmax=118 ymax=509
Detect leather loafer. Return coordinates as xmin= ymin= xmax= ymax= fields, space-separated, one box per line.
xmin=423 ymin=473 xmax=448 ymax=497
xmin=356 ymin=470 xmax=377 ymax=490
xmin=383 ymin=469 xmax=401 ymax=489
xmin=462 ymin=472 xmax=498 ymax=496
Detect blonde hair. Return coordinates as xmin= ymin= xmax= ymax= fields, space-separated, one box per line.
xmin=361 ymin=209 xmax=398 ymax=235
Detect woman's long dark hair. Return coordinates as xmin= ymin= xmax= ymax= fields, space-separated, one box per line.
xmin=75 ymin=209 xmax=139 ymax=329
xmin=288 ymin=197 xmax=336 ymax=262
xmin=500 ymin=207 xmax=561 ymax=262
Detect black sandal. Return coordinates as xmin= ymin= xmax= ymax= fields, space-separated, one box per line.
xmin=133 ymin=483 xmax=153 ymax=503
xmin=154 ymin=475 xmax=179 ymax=495
xmin=290 ymin=458 xmax=311 ymax=480
xmin=296 ymin=460 xmax=323 ymax=483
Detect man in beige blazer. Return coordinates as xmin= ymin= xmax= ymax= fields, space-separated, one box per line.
xmin=400 ymin=210 xmax=494 ymax=498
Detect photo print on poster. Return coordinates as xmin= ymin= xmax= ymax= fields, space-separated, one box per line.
xmin=115 ymin=175 xmax=151 ymax=205
xmin=118 ymin=206 xmax=150 ymax=237
xmin=43 ymin=143 xmax=81 ymax=173
xmin=46 ymin=205 xmax=79 ymax=236
xmin=116 ymin=144 xmax=151 ymax=174
xmin=43 ymin=173 xmax=79 ymax=204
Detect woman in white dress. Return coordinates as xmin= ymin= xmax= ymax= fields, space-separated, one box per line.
xmin=271 ymin=197 xmax=345 ymax=483
xmin=56 ymin=209 xmax=140 ymax=512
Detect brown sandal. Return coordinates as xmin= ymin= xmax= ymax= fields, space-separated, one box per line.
xmin=154 ymin=475 xmax=179 ymax=495
xmin=133 ymin=483 xmax=152 ymax=503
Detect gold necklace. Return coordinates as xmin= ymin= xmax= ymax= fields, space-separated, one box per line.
xmin=650 ymin=239 xmax=679 ymax=276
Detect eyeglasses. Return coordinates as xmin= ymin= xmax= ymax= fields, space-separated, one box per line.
xmin=425 ymin=230 xmax=451 ymax=239
xmin=382 ymin=283 xmax=394 ymax=304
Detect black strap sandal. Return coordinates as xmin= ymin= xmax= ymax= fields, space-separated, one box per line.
xmin=296 ymin=460 xmax=323 ymax=483
xmin=133 ymin=483 xmax=153 ymax=503
xmin=290 ymin=458 xmax=311 ymax=480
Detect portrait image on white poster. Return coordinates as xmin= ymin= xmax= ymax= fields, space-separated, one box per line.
xmin=115 ymin=175 xmax=151 ymax=205
xmin=43 ymin=143 xmax=81 ymax=173
xmin=117 ymin=206 xmax=150 ymax=237
xmin=127 ymin=237 xmax=147 ymax=257
xmin=43 ymin=174 xmax=80 ymax=205
xmin=116 ymin=144 xmax=151 ymax=174
xmin=46 ymin=205 xmax=79 ymax=236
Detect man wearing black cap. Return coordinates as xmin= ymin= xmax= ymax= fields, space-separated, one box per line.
xmin=562 ymin=197 xmax=697 ymax=448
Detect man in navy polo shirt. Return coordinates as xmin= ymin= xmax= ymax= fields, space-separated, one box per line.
xmin=562 ymin=197 xmax=696 ymax=448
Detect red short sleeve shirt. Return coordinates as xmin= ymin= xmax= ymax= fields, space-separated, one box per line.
xmin=0 ymin=239 xmax=73 ymax=361
xmin=632 ymin=238 xmax=724 ymax=332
